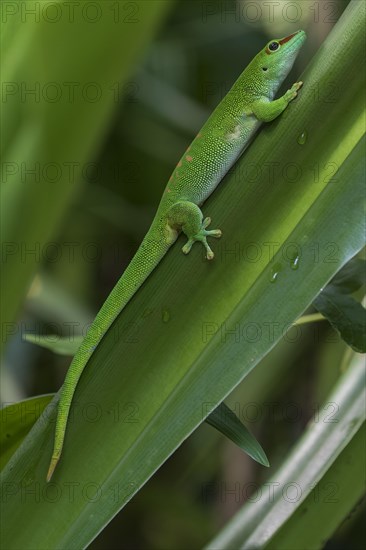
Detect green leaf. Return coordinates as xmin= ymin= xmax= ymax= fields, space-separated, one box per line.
xmin=206 ymin=402 xmax=269 ymax=467
xmin=0 ymin=0 xmax=175 ymax=352
xmin=314 ymin=292 xmax=366 ymax=353
xmin=20 ymin=340 xmax=270 ymax=467
xmin=23 ymin=334 xmax=84 ymax=356
xmin=265 ymin=424 xmax=366 ymax=550
xmin=22 ymin=331 xmax=269 ymax=462
xmin=327 ymin=257 xmax=366 ymax=294
xmin=22 ymin=334 xmax=270 ymax=464
xmin=205 ymin=352 xmax=365 ymax=549
xmin=313 ymin=257 xmax=366 ymax=352
xmin=0 ymin=395 xmax=54 ymax=471
xmin=1 ymin=2 xmax=365 ymax=549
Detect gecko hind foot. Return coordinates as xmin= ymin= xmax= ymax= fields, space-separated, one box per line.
xmin=182 ymin=217 xmax=222 ymax=260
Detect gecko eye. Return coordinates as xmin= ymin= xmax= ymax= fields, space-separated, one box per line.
xmin=262 ymin=67 xmax=268 ymax=71
xmin=268 ymin=41 xmax=279 ymax=51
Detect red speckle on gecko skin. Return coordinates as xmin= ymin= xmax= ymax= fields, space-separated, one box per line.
xmin=197 ymin=132 xmax=202 ymax=138
xmin=186 ymin=155 xmax=193 ymax=162
xmin=166 ymin=188 xmax=171 ymax=193
xmin=177 ymin=160 xmax=182 ymax=167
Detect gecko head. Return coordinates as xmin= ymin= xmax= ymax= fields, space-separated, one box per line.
xmin=257 ymin=30 xmax=306 ymax=82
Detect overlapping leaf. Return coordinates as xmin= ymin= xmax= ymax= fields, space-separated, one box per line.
xmin=313 ymin=258 xmax=366 ymax=352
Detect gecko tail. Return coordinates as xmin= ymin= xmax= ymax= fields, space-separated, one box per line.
xmin=46 ymin=455 xmax=60 ymax=482
xmin=46 ymin=225 xmax=170 ymax=482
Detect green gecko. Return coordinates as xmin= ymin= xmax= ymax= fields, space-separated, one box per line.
xmin=47 ymin=30 xmax=306 ymax=481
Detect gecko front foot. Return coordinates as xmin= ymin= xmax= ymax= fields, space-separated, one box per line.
xmin=285 ymin=81 xmax=303 ymax=102
xmin=182 ymin=217 xmax=222 ymax=260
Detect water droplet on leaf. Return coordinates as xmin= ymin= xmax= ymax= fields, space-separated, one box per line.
xmin=270 ymin=263 xmax=282 ymax=283
xmin=162 ymin=309 xmax=170 ymax=323
xmin=290 ymin=255 xmax=300 ymax=270
xmin=297 ymin=131 xmax=307 ymax=145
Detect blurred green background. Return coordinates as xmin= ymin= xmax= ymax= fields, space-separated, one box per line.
xmin=1 ymin=0 xmax=364 ymax=548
